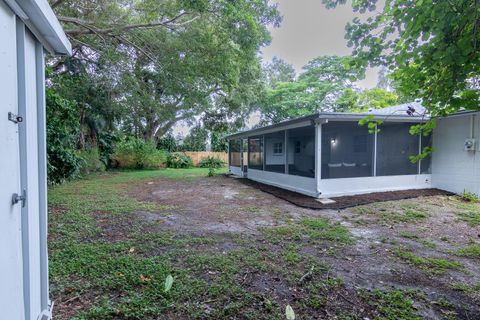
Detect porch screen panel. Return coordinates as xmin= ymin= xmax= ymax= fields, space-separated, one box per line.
xmin=377 ymin=123 xmax=419 ymax=176
xmin=287 ymin=126 xmax=315 ymax=178
xmin=248 ymin=136 xmax=263 ymax=170
xmin=420 ymin=134 xmax=432 ymax=174
xmin=229 ymin=139 xmax=241 ymax=167
xmin=265 ymin=131 xmax=286 ymax=173
xmin=321 ymin=121 xmax=374 ymax=179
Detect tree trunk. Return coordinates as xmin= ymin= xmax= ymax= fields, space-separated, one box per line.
xmin=78 ymin=107 xmax=86 ymax=150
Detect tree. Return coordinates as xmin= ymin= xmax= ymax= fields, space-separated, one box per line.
xmin=336 ymin=87 xmax=399 ymax=112
xmin=259 ymin=55 xmax=365 ymax=123
xmin=50 ymin=0 xmax=281 ymax=141
xmin=263 ymin=57 xmax=296 ymax=87
xmin=323 ymin=0 xmax=480 ymax=116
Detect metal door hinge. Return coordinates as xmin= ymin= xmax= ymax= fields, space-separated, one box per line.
xmin=8 ymin=112 xmax=23 ymax=124
xmin=12 ymin=189 xmax=26 ymax=207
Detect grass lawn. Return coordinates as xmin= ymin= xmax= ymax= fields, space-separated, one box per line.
xmin=49 ymin=169 xmax=480 ymax=319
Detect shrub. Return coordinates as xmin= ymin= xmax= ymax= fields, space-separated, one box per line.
xmin=111 ymin=138 xmax=167 ymax=169
xmin=198 ymin=156 xmax=226 ymax=168
xmin=78 ymin=148 xmax=105 ymax=175
xmin=46 ymin=88 xmax=82 ymax=184
xmin=166 ymin=153 xmax=193 ymax=168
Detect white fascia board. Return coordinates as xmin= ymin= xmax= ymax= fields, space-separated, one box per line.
xmin=5 ymin=0 xmax=71 ymax=55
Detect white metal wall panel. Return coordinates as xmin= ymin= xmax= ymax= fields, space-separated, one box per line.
xmin=318 ymin=174 xmax=432 ymax=197
xmin=247 ymin=169 xmax=318 ymax=197
xmin=229 ymin=166 xmax=243 ymax=176
xmin=23 ymin=29 xmax=42 ymax=319
xmin=432 ymin=114 xmax=480 ymax=195
xmin=0 ymin=2 xmax=25 ymax=319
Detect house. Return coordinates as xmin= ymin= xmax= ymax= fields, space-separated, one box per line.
xmin=0 ymin=0 xmax=71 ymax=319
xmin=227 ymin=102 xmax=480 ymax=198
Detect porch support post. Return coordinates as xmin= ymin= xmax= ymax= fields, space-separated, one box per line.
xmin=314 ymin=121 xmax=322 ymax=196
xmin=373 ymin=125 xmax=378 ymax=176
xmin=284 ymin=130 xmax=288 ymax=174
xmin=418 ymin=134 xmax=422 ymax=174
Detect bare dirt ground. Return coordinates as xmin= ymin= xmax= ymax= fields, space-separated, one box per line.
xmin=128 ymin=175 xmax=480 ymax=319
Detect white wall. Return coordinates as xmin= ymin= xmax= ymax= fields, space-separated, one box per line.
xmin=265 ymin=137 xmax=285 ymax=165
xmin=247 ymin=169 xmax=318 ymax=197
xmin=229 ymin=165 xmax=243 ymax=176
xmin=318 ymin=174 xmax=432 ymax=197
xmin=0 ymin=3 xmax=25 ymax=319
xmin=432 ymin=113 xmax=480 ymax=195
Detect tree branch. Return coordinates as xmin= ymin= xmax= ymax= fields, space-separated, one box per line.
xmin=59 ymin=12 xmax=197 ymax=36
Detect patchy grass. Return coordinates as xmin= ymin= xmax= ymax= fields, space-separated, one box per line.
xmin=49 ymin=170 xmax=480 ymax=319
xmin=398 ymin=231 xmax=419 ymax=239
xmin=456 ymin=244 xmax=480 ymax=258
xmin=450 ymin=282 xmax=480 ymax=295
xmin=353 ymin=202 xmax=429 ymax=224
xmin=265 ymin=217 xmax=353 ymax=245
xmin=362 ymin=289 xmax=422 ymax=320
xmin=394 ymin=248 xmax=463 ymax=275
xmin=456 ymin=211 xmax=480 ymax=226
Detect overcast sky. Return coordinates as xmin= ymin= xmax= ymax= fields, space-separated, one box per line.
xmin=261 ymin=0 xmax=378 ymax=88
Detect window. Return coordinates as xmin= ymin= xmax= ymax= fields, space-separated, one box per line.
xmin=376 ymin=123 xmax=419 ymax=176
xmin=265 ymin=131 xmax=286 ymax=173
xmin=248 ymin=136 xmax=263 ymax=170
xmin=321 ymin=121 xmax=374 ymax=179
xmin=273 ymin=142 xmax=283 ymax=154
xmin=287 ymin=126 xmax=315 ymax=178
xmin=228 ymin=139 xmax=241 ymax=167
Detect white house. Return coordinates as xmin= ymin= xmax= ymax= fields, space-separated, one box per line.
xmin=228 ymin=103 xmax=480 ymax=198
xmin=0 ymin=0 xmax=71 ymax=319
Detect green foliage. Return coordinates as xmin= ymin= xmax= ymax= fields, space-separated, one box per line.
xmin=178 ymin=126 xmax=208 ymax=152
xmin=358 ymin=115 xmax=383 ymax=133
xmin=456 ymin=244 xmax=480 ymax=258
xmin=77 ymin=148 xmax=105 ymax=175
xmin=198 ymin=156 xmax=226 ymax=169
xmin=46 ymin=88 xmax=83 ymax=184
xmin=394 ymin=248 xmax=463 ymax=274
xmin=259 ymin=56 xmax=366 ymax=123
xmin=365 ymin=289 xmax=422 ymax=320
xmin=53 ymin=0 xmax=280 ymax=141
xmin=324 ymin=0 xmax=480 ymax=116
xmin=111 ymin=138 xmax=167 ymax=169
xmin=338 ymin=88 xmax=399 ymax=112
xmin=263 ymin=57 xmax=296 ymax=87
xmin=157 ymin=134 xmax=178 ymax=152
xmin=461 ymin=191 xmax=480 ymax=203
xmin=166 ymin=153 xmax=193 ymax=169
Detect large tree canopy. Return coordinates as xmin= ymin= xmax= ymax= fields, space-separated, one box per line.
xmin=324 ymin=0 xmax=480 ymax=116
xmin=49 ymin=0 xmax=280 ymax=141
xmin=258 ymin=55 xmax=366 ymax=123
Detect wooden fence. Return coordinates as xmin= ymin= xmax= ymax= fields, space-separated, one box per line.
xmin=182 ymin=151 xmax=228 ymax=166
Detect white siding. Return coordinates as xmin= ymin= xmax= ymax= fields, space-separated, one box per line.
xmin=432 ymin=114 xmax=480 ymax=195
xmin=0 ymin=3 xmax=25 ymax=319
xmin=229 ymin=166 xmax=243 ymax=176
xmin=318 ymin=174 xmax=432 ymax=197
xmin=247 ymin=169 xmax=318 ymax=197
xmin=24 ymin=30 xmax=42 ymax=319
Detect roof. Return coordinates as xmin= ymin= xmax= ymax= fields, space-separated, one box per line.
xmin=227 ymin=101 xmax=429 ymax=140
xmin=5 ymin=0 xmax=71 ymax=55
